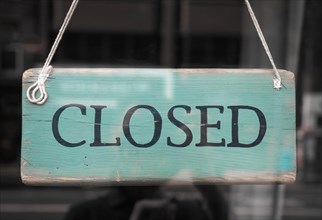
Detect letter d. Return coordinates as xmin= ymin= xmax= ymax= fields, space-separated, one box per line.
xmin=227 ymin=106 xmax=266 ymax=148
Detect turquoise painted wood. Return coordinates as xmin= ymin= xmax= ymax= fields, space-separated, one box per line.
xmin=21 ymin=68 xmax=296 ymax=185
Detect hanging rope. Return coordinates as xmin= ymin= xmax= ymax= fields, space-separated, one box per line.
xmin=26 ymin=0 xmax=282 ymax=105
xmin=26 ymin=0 xmax=79 ymax=104
xmin=244 ymin=0 xmax=282 ymax=90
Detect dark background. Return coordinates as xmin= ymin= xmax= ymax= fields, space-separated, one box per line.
xmin=0 ymin=0 xmax=321 ymax=220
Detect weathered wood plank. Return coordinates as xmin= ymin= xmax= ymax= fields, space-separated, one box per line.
xmin=21 ymin=68 xmax=296 ymax=185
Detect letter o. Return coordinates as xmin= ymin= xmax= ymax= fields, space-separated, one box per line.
xmin=123 ymin=105 xmax=162 ymax=148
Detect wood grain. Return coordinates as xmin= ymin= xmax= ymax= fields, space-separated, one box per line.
xmin=21 ymin=68 xmax=296 ymax=185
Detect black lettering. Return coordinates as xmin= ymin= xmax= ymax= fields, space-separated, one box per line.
xmin=123 ymin=105 xmax=162 ymax=148
xmin=90 ymin=105 xmax=120 ymax=147
xmin=195 ymin=106 xmax=225 ymax=147
xmin=167 ymin=105 xmax=193 ymax=147
xmin=227 ymin=105 xmax=267 ymax=147
xmin=52 ymin=104 xmax=86 ymax=147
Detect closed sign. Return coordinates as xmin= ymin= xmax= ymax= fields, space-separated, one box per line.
xmin=21 ymin=68 xmax=296 ymax=185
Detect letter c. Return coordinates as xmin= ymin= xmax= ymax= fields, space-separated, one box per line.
xmin=52 ymin=104 xmax=86 ymax=147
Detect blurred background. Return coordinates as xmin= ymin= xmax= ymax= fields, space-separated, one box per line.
xmin=0 ymin=0 xmax=321 ymax=219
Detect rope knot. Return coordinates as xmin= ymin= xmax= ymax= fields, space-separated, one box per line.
xmin=26 ymin=66 xmax=53 ymax=105
xmin=273 ymin=78 xmax=282 ymax=90
xmin=273 ymin=69 xmax=282 ymax=90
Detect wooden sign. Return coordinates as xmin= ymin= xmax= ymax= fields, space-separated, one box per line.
xmin=21 ymin=68 xmax=296 ymax=185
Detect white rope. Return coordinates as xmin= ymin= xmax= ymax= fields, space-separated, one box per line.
xmin=27 ymin=0 xmax=79 ymax=104
xmin=244 ymin=0 xmax=282 ymax=90
xmin=26 ymin=0 xmax=281 ymax=104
